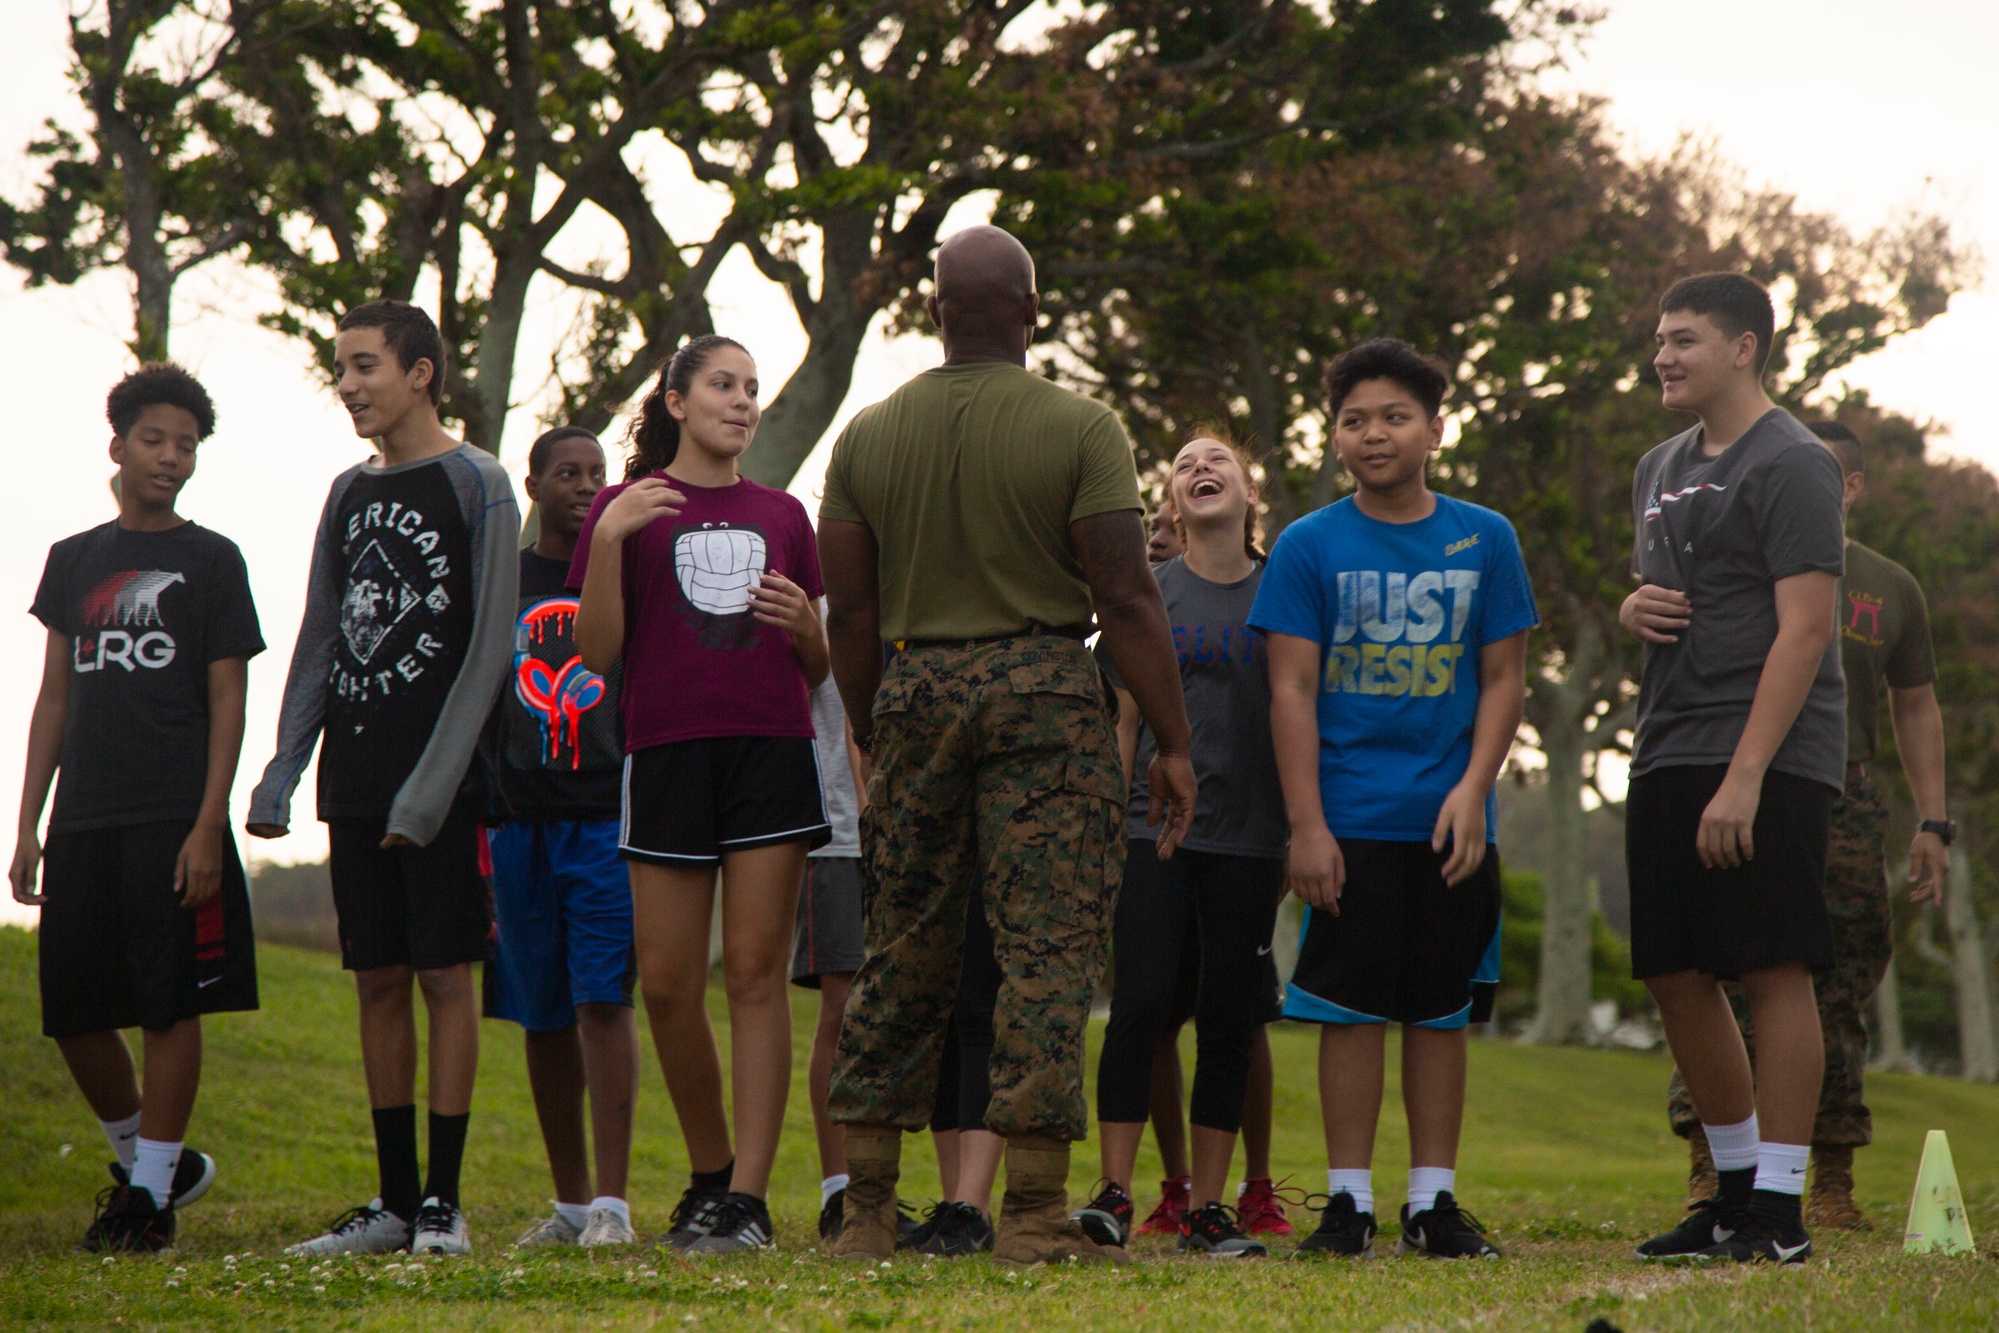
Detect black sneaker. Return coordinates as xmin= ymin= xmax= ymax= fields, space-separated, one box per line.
xmin=659 ymin=1181 xmax=729 ymax=1251
xmin=685 ymin=1192 xmax=775 ymax=1254
xmin=908 ymin=1201 xmax=993 ymax=1256
xmin=1695 ymin=1200 xmax=1812 ymax=1264
xmin=1637 ymin=1198 xmax=1738 ymax=1260
xmin=1071 ymin=1180 xmax=1134 ymax=1248
xmin=79 ymin=1185 xmax=176 ymax=1254
xmin=1177 ymin=1201 xmax=1266 ymax=1258
xmin=819 ymin=1187 xmax=846 ymax=1241
xmin=1297 ymin=1192 xmax=1377 ymax=1258
xmin=1397 ymin=1191 xmax=1501 ymax=1259
xmin=109 ymin=1149 xmax=217 ymax=1211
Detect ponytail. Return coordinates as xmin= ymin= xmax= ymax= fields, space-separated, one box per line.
xmin=624 ymin=334 xmax=749 ymax=480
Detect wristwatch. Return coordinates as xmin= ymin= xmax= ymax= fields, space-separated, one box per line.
xmin=1919 ymin=819 xmax=1956 ymax=847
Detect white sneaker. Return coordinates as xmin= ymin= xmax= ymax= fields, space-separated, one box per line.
xmin=579 ymin=1207 xmax=636 ymax=1247
xmin=514 ymin=1210 xmax=582 ymax=1248
xmin=286 ymin=1199 xmax=411 ymax=1256
xmin=411 ymin=1197 xmax=473 ymax=1256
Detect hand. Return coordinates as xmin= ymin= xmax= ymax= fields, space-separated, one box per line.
xmin=1697 ymin=771 xmax=1760 ymax=869
xmin=1907 ymin=830 xmax=1949 ymax=905
xmin=1620 ymin=584 xmax=1692 ymax=644
xmin=380 ymin=833 xmax=413 ymax=849
xmin=245 ymin=822 xmax=288 ymax=840
xmin=175 ymin=820 xmax=225 ymax=910
xmin=1432 ymin=783 xmax=1489 ymax=886
xmin=1144 ymin=750 xmax=1198 ymax=859
xmin=1286 ymin=821 xmax=1345 ymax=911
xmin=595 ymin=476 xmax=685 ymax=543
xmin=748 ymin=572 xmax=817 ymax=638
xmin=9 ymin=833 xmax=43 ymax=906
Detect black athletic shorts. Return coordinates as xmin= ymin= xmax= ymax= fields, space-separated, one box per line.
xmin=39 ymin=820 xmax=258 ymax=1038
xmin=327 ymin=811 xmax=494 ymax=972
xmin=1625 ymin=764 xmax=1835 ymax=979
xmin=1167 ymin=923 xmax=1283 ymax=1029
xmin=1282 ymin=839 xmax=1501 ymax=1030
xmin=619 ymin=736 xmax=831 ymax=867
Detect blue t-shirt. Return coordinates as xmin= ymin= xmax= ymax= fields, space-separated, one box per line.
xmin=1249 ymin=494 xmax=1538 ymax=842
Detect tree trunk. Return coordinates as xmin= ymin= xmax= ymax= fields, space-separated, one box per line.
xmin=1522 ymin=620 xmax=1601 ymax=1045
xmin=1870 ymin=952 xmax=1915 ymax=1073
xmin=1943 ymin=847 xmax=1998 ymax=1081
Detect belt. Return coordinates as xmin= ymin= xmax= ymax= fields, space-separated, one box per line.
xmin=894 ymin=622 xmax=1091 ymax=651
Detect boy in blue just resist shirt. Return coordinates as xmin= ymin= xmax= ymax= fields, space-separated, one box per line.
xmin=1250 ymin=339 xmax=1536 ymax=1261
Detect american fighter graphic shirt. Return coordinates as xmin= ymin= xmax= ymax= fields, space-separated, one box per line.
xmin=32 ymin=520 xmax=265 ymax=832
xmin=1249 ymin=494 xmax=1538 ymax=842
xmin=567 ymin=474 xmax=823 ymax=749
xmin=1627 ymin=408 xmax=1846 ymax=790
xmin=489 ymin=548 xmax=622 ymax=821
xmin=250 ymin=444 xmax=519 ymax=845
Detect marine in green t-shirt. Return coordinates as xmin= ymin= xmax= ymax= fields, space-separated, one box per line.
xmin=1836 ymin=538 xmax=1936 ymax=762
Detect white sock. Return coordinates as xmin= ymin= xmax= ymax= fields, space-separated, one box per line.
xmin=589 ymin=1195 xmax=631 ymax=1225
xmin=821 ymin=1174 xmax=851 ymax=1207
xmin=555 ymin=1201 xmax=590 ymax=1229
xmin=1406 ymin=1166 xmax=1456 ymax=1216
xmin=1754 ymin=1141 xmax=1809 ymax=1196
xmin=100 ymin=1112 xmax=142 ymax=1171
xmin=1328 ymin=1168 xmax=1373 ymax=1214
xmin=1703 ymin=1114 xmax=1761 ymax=1173
xmin=131 ymin=1137 xmax=182 ymax=1208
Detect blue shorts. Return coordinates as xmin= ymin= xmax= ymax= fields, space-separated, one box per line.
xmin=484 ymin=820 xmax=635 ymax=1032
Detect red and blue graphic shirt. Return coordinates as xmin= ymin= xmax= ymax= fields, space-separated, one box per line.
xmin=488 ymin=549 xmax=622 ymax=821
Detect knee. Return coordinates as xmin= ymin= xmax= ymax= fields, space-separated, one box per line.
xmin=355 ymin=966 xmax=414 ymax=1010
xmin=416 ymin=964 xmax=473 ymax=1007
xmin=723 ymin=957 xmax=786 ymax=1007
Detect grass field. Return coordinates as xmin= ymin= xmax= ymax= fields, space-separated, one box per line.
xmin=2 ymin=925 xmax=1996 ymax=1330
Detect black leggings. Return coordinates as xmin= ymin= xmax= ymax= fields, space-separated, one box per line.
xmin=1097 ymin=842 xmax=1285 ymax=1133
xmin=929 ymin=890 xmax=1004 ymax=1133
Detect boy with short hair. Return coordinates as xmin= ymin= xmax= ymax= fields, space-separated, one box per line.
xmin=1620 ymin=273 xmax=1846 ymax=1264
xmin=1252 ymin=338 xmax=1536 ymax=1260
xmin=11 ymin=364 xmax=264 ymax=1252
xmin=486 ymin=428 xmax=641 ymax=1250
xmin=249 ymin=300 xmax=518 ymax=1257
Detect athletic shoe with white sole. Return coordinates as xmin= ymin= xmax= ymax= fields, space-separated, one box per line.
xmin=514 ymin=1210 xmax=582 ymax=1248
xmin=79 ymin=1185 xmax=176 ymax=1254
xmin=1178 ymin=1202 xmax=1267 ymax=1258
xmin=1397 ymin=1192 xmax=1501 ymax=1259
xmin=907 ymin=1201 xmax=994 ymax=1256
xmin=1072 ymin=1180 xmax=1135 ymax=1249
xmin=658 ymin=1182 xmax=729 ymax=1251
xmin=579 ymin=1206 xmax=637 ymax=1247
xmin=684 ymin=1192 xmax=774 ymax=1254
xmin=286 ymin=1199 xmax=412 ymax=1256
xmin=411 ymin=1197 xmax=472 ymax=1255
xmin=110 ymin=1149 xmax=217 ymax=1212
xmin=1636 ymin=1198 xmax=1736 ymax=1260
xmin=1296 ymin=1192 xmax=1378 ymax=1258
xmin=1695 ymin=1201 xmax=1812 ymax=1265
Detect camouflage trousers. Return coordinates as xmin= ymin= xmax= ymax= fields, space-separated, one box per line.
xmin=1667 ymin=772 xmax=1893 ymax=1147
xmin=828 ymin=635 xmax=1127 ymax=1142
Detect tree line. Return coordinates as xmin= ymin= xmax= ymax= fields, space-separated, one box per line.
xmin=6 ymin=0 xmax=1994 ymax=1067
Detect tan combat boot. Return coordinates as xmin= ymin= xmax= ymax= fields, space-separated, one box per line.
xmin=1805 ymin=1145 xmax=1871 ymax=1231
xmin=830 ymin=1124 xmax=902 ymax=1260
xmin=1684 ymin=1125 xmax=1720 ymax=1212
xmin=993 ymin=1136 xmax=1132 ymax=1266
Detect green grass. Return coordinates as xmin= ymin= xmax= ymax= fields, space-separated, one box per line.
xmin=2 ymin=925 xmax=1996 ymax=1330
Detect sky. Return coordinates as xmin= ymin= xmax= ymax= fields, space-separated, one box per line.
xmin=2 ymin=1 xmax=1994 ymax=927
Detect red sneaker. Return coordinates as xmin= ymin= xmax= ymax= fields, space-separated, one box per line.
xmin=1135 ymin=1176 xmax=1191 ymax=1236
xmin=1237 ymin=1176 xmax=1303 ymax=1236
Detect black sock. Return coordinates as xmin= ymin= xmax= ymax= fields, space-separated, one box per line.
xmin=692 ymin=1159 xmax=734 ymax=1193
xmin=372 ymin=1105 xmax=421 ymax=1222
xmin=423 ymin=1111 xmax=471 ymax=1208
xmin=1717 ymin=1166 xmax=1755 ymax=1211
xmin=1750 ymin=1187 xmax=1804 ymax=1227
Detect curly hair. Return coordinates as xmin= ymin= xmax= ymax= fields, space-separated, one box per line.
xmin=106 ymin=363 xmax=216 ymax=439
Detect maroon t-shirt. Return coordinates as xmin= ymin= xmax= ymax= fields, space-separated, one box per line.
xmin=568 ymin=473 xmax=823 ymax=750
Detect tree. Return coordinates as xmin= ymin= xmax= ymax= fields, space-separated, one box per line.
xmin=0 ymin=1 xmax=271 ymax=361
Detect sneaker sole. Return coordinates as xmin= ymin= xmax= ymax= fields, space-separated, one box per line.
xmin=1177 ymin=1242 xmax=1268 ymax=1259
xmin=1396 ymin=1238 xmax=1500 ymax=1260
xmin=1072 ymin=1210 xmax=1129 ymax=1248
xmin=174 ymin=1153 xmax=217 ymax=1210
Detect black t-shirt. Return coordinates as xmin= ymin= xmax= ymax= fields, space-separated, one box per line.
xmin=31 ymin=520 xmax=264 ymax=833
xmin=489 ymin=549 xmax=623 ymax=821
xmin=320 ymin=460 xmax=476 ymax=815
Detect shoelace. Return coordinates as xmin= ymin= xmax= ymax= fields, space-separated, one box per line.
xmin=1427 ymin=1200 xmax=1490 ymax=1239
xmin=1186 ymin=1202 xmax=1248 ymax=1238
xmin=320 ymin=1203 xmax=385 ymax=1237
xmin=1260 ymin=1176 xmax=1313 ymax=1210
xmin=705 ymin=1197 xmax=766 ymax=1241
xmin=1085 ymin=1179 xmax=1132 ymax=1215
xmin=415 ymin=1203 xmax=458 ymax=1233
xmin=669 ymin=1187 xmax=724 ymax=1231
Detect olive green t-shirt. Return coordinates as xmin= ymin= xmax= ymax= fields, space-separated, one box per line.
xmin=819 ymin=362 xmax=1143 ymax=640
xmin=1840 ymin=538 xmax=1936 ymax=763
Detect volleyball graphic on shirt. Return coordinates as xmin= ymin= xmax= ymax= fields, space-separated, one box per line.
xmin=674 ymin=523 xmax=767 ymax=616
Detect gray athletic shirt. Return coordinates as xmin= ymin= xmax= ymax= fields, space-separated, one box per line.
xmin=1102 ymin=557 xmax=1288 ymax=858
xmin=249 ymin=444 xmax=519 ymax=847
xmin=1628 ymin=408 xmax=1846 ymax=790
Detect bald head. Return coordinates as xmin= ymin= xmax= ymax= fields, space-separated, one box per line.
xmin=929 ymin=225 xmax=1038 ymax=363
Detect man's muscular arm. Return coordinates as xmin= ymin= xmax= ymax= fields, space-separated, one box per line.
xmin=1889 ymin=682 xmax=1949 ymax=903
xmin=819 ymin=519 xmax=884 ymax=770
xmin=1074 ymin=509 xmax=1195 ymax=857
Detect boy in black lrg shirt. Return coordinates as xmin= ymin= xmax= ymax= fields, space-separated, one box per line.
xmin=11 ymin=365 xmax=265 ymax=1254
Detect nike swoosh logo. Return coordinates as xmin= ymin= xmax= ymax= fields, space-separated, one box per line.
xmin=1712 ymin=1224 xmax=1734 ymax=1242
xmin=1257 ymin=945 xmax=1273 ymax=956
xmin=197 ymin=976 xmax=222 ymax=988
xmin=1773 ymin=1240 xmax=1808 ymax=1261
